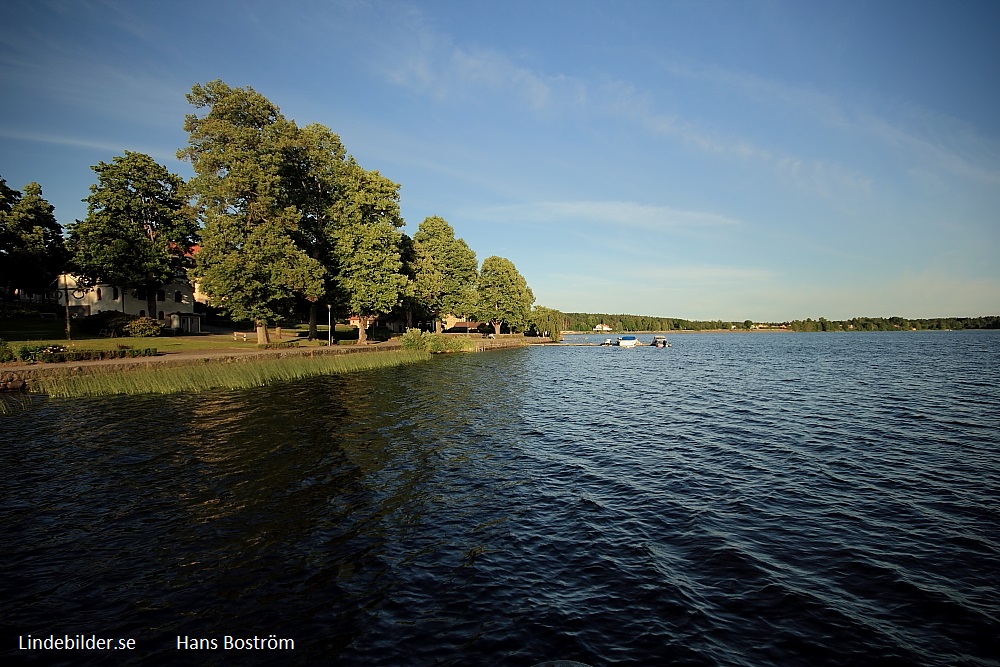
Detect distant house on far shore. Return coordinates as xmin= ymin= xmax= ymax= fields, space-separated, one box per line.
xmin=593 ymin=323 xmax=613 ymax=332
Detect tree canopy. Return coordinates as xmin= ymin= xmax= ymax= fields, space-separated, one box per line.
xmin=179 ymin=80 xmax=325 ymax=342
xmin=411 ymin=215 xmax=478 ymax=332
xmin=0 ymin=178 xmax=66 ymax=298
xmin=329 ymin=160 xmax=406 ymax=344
xmin=475 ymin=255 xmax=534 ymax=334
xmin=67 ymin=152 xmax=195 ymax=317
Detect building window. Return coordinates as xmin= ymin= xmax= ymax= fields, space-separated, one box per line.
xmin=158 ymin=311 xmax=164 ymax=320
xmin=156 ymin=290 xmax=165 ymax=302
xmin=139 ymin=309 xmax=146 ymax=317
xmin=112 ymin=287 xmax=119 ymax=300
xmin=174 ymin=290 xmax=183 ymax=303
xmin=96 ymin=288 xmax=102 ymax=301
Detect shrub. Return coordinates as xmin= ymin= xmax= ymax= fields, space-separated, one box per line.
xmin=123 ymin=317 xmax=163 ymax=337
xmin=257 ymin=341 xmax=299 ymax=349
xmin=18 ymin=346 xmax=158 ymax=363
xmin=77 ymin=311 xmax=138 ymax=336
xmin=16 ymin=344 xmax=67 ymax=362
xmin=400 ymin=328 xmax=426 ymax=350
xmin=0 ymin=340 xmax=15 ymax=363
xmin=399 ymin=328 xmax=476 ymax=353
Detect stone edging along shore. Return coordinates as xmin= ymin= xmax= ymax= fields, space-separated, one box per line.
xmin=0 ymin=336 xmax=540 ymax=392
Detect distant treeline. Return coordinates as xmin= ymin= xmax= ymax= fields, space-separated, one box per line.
xmin=560 ymin=313 xmax=748 ymax=331
xmin=557 ymin=312 xmax=1000 ymax=332
xmin=785 ymin=316 xmax=1000 ymax=331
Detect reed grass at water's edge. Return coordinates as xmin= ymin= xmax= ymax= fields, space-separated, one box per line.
xmin=33 ymin=350 xmax=432 ymax=397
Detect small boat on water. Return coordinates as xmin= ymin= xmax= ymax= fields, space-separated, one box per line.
xmin=651 ymin=335 xmax=670 ymax=348
xmin=600 ymin=338 xmax=613 ymax=346
xmin=616 ymin=335 xmax=639 ymax=348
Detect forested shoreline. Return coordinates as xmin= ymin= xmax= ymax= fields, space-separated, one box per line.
xmin=553 ymin=312 xmax=1000 ymax=332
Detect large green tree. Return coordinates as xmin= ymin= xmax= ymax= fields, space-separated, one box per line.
xmin=0 ymin=178 xmax=66 ymax=299
xmin=278 ymin=122 xmax=351 ymax=338
xmin=180 ymin=80 xmax=324 ymax=343
xmin=411 ymin=215 xmax=478 ymax=332
xmin=475 ymin=255 xmax=534 ymax=335
xmin=527 ymin=305 xmax=563 ymax=341
xmin=67 ymin=152 xmax=195 ymax=318
xmin=329 ymin=160 xmax=406 ymax=344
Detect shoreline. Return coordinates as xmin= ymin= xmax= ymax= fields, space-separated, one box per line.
xmin=0 ymin=336 xmax=542 ymax=393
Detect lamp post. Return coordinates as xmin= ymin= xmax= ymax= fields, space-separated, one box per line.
xmin=327 ymin=304 xmax=332 ymax=347
xmin=61 ymin=275 xmax=71 ymax=341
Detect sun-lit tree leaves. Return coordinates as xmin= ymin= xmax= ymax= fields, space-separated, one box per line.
xmin=180 ymin=80 xmax=324 ymax=343
xmin=411 ymin=215 xmax=478 ymax=332
xmin=475 ymin=255 xmax=534 ymax=335
xmin=67 ymin=152 xmax=194 ymax=317
xmin=329 ymin=160 xmax=406 ymax=344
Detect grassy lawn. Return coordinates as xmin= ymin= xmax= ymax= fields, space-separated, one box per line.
xmin=0 ymin=319 xmax=349 ymax=354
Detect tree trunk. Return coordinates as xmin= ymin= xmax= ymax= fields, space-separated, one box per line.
xmin=146 ymin=285 xmax=157 ymax=321
xmin=406 ymin=308 xmax=413 ymax=330
xmin=308 ymin=303 xmax=318 ymax=340
xmin=275 ymin=325 xmax=282 ymax=341
xmin=255 ymin=320 xmax=270 ymax=344
xmin=493 ymin=320 xmax=502 ymax=335
xmin=434 ymin=319 xmax=441 ymax=333
xmin=357 ymin=318 xmax=368 ymax=345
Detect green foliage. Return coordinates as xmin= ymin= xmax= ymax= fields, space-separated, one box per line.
xmin=411 ymin=216 xmax=478 ymax=329
xmin=475 ymin=256 xmax=534 ymax=334
xmin=67 ymin=152 xmax=195 ymax=316
xmin=399 ymin=328 xmax=477 ymax=353
xmin=329 ymin=160 xmax=406 ymax=343
xmin=558 ymin=312 xmax=1000 ymax=332
xmin=0 ymin=339 xmax=14 ymax=363
xmin=0 ymin=178 xmax=66 ymax=296
xmin=18 ymin=346 xmax=158 ymax=363
xmin=16 ymin=344 xmax=52 ymax=361
xmin=77 ymin=311 xmax=137 ymax=336
xmin=527 ymin=305 xmax=563 ymax=341
xmin=122 ymin=317 xmax=163 ymax=337
xmin=560 ymin=313 xmax=734 ymax=331
xmin=785 ymin=315 xmax=1000 ymax=331
xmin=35 ymin=349 xmax=430 ymax=397
xmin=400 ymin=328 xmax=425 ymax=350
xmin=180 ymin=80 xmax=325 ymax=330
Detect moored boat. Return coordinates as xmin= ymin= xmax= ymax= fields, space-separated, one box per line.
xmin=651 ymin=335 xmax=670 ymax=348
xmin=616 ymin=335 xmax=639 ymax=348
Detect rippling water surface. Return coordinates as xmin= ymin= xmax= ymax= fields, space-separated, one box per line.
xmin=2 ymin=331 xmax=998 ymax=666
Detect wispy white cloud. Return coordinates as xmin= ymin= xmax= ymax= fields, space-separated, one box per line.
xmin=469 ymin=200 xmax=743 ymax=232
xmin=0 ymin=129 xmax=184 ymax=167
xmin=661 ymin=59 xmax=1000 ymax=187
xmin=0 ymin=130 xmax=136 ymax=155
xmin=375 ymin=12 xmax=876 ymax=200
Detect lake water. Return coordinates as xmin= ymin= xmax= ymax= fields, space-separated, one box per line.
xmin=2 ymin=331 xmax=998 ymax=666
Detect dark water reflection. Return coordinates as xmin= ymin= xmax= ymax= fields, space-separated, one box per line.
xmin=2 ymin=332 xmax=998 ymax=666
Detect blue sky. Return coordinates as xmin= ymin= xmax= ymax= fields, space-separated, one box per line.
xmin=2 ymin=0 xmax=998 ymax=321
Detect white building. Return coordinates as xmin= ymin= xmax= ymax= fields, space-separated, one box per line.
xmin=593 ymin=323 xmax=613 ymax=332
xmin=53 ymin=274 xmax=203 ymax=333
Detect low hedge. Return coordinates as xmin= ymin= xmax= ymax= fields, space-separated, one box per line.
xmin=256 ymin=341 xmax=300 ymax=349
xmin=14 ymin=344 xmax=158 ymax=363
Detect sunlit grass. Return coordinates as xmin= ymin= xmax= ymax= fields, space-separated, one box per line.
xmin=33 ymin=350 xmax=430 ymax=398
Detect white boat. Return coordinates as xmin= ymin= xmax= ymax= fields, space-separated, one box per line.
xmin=600 ymin=338 xmax=613 ymax=346
xmin=651 ymin=335 xmax=670 ymax=348
xmin=615 ymin=335 xmax=639 ymax=348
